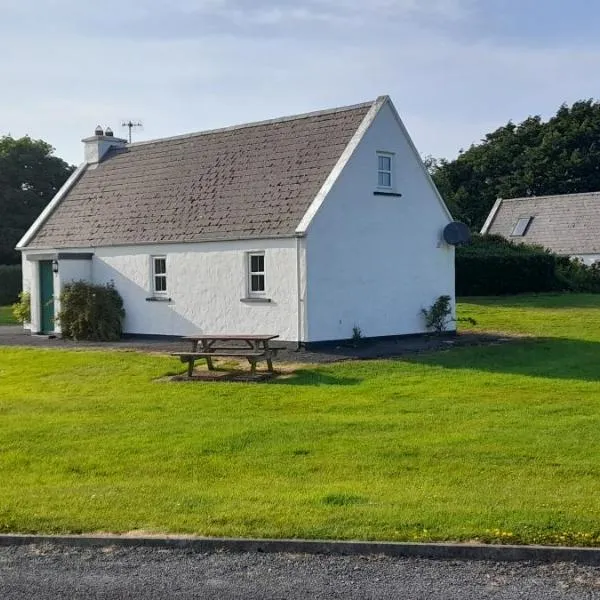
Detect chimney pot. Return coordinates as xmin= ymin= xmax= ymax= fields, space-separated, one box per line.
xmin=83 ymin=127 xmax=127 ymax=164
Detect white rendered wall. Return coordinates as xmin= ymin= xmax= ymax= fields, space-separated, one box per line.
xmin=304 ymin=101 xmax=455 ymax=342
xmin=572 ymin=254 xmax=600 ymax=266
xmin=20 ymin=252 xmax=93 ymax=333
xmin=91 ymin=238 xmax=301 ymax=339
xmin=57 ymin=259 xmax=92 ymax=285
xmin=21 ymin=254 xmax=35 ymax=331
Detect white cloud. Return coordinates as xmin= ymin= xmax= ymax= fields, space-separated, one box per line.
xmin=0 ymin=0 xmax=597 ymax=167
xmin=195 ymin=0 xmax=476 ymax=28
xmin=310 ymin=0 xmax=474 ymax=18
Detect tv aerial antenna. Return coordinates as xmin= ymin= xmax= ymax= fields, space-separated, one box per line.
xmin=121 ymin=120 xmax=143 ymax=143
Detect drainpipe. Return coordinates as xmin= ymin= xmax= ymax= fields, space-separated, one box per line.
xmin=295 ymin=234 xmax=304 ymax=350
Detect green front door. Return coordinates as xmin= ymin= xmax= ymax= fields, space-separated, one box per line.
xmin=39 ymin=260 xmax=55 ymax=334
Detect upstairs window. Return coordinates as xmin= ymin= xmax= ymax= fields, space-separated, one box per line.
xmin=152 ymin=256 xmax=167 ymax=294
xmin=377 ymin=152 xmax=393 ymax=189
xmin=511 ymin=217 xmax=533 ymax=237
xmin=248 ymin=252 xmax=265 ymax=296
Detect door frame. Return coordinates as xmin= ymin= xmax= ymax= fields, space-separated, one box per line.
xmin=38 ymin=260 xmax=55 ymax=334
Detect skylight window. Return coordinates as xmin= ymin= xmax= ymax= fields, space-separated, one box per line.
xmin=511 ymin=217 xmax=533 ymax=237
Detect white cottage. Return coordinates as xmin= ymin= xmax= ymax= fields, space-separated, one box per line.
xmin=482 ymin=192 xmax=600 ymax=265
xmin=18 ymin=96 xmax=456 ymax=344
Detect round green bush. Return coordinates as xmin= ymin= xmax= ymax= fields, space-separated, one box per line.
xmin=57 ymin=281 xmax=125 ymax=341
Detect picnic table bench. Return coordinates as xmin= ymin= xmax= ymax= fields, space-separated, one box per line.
xmin=171 ymin=334 xmax=280 ymax=377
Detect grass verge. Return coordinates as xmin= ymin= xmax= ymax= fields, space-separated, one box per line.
xmin=0 ymin=306 xmax=16 ymax=326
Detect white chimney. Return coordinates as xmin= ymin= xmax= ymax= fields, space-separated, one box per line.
xmin=82 ymin=125 xmax=127 ymax=164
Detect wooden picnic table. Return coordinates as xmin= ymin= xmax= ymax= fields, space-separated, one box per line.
xmin=172 ymin=334 xmax=280 ymax=376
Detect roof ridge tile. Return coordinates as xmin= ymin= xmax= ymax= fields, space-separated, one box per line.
xmin=127 ymin=100 xmax=377 ymax=149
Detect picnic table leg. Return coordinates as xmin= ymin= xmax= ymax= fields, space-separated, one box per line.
xmin=262 ymin=340 xmax=274 ymax=372
xmin=200 ymin=340 xmax=215 ymax=371
xmin=187 ymin=357 xmax=194 ymax=377
xmin=248 ymin=358 xmax=257 ymax=374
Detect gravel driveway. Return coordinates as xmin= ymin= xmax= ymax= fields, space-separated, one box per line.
xmin=1 ymin=544 xmax=599 ymax=599
xmin=0 ymin=325 xmax=515 ymax=364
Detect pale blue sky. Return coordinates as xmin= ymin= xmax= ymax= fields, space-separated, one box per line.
xmin=1 ymin=0 xmax=598 ymax=165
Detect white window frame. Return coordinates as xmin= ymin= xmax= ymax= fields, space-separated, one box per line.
xmin=377 ymin=152 xmax=394 ymax=190
xmin=247 ymin=252 xmax=266 ymax=297
xmin=151 ymin=255 xmax=167 ymax=295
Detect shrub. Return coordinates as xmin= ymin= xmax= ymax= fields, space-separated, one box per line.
xmin=461 ymin=233 xmax=547 ymax=255
xmin=0 ymin=264 xmax=22 ymax=305
xmin=351 ymin=324 xmax=363 ymax=346
xmin=11 ymin=291 xmax=31 ymax=324
xmin=57 ymin=281 xmax=125 ymax=341
xmin=421 ymin=295 xmax=453 ymax=333
xmin=556 ymin=258 xmax=600 ymax=292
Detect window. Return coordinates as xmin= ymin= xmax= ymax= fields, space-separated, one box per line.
xmin=152 ymin=256 xmax=167 ymax=294
xmin=377 ymin=152 xmax=393 ymax=188
xmin=248 ymin=252 xmax=265 ymax=295
xmin=511 ymin=217 xmax=533 ymax=237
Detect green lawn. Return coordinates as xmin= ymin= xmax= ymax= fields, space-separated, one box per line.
xmin=0 ymin=306 xmax=16 ymax=325
xmin=1 ymin=293 xmax=600 ymax=545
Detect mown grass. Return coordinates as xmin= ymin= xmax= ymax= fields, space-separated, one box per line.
xmin=0 ymin=293 xmax=599 ymax=545
xmin=0 ymin=306 xmax=16 ymax=325
xmin=459 ymin=292 xmax=600 ymax=341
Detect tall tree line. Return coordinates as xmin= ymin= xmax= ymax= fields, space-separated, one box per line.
xmin=428 ymin=99 xmax=600 ymax=230
xmin=0 ymin=136 xmax=74 ymax=265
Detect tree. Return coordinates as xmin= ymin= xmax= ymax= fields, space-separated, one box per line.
xmin=0 ymin=136 xmax=74 ymax=264
xmin=430 ymin=99 xmax=600 ymax=230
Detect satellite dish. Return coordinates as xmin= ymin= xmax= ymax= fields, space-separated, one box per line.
xmin=443 ymin=222 xmax=471 ymax=245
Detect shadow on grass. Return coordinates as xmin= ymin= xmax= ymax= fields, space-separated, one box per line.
xmin=271 ymin=369 xmax=362 ymax=387
xmin=166 ymin=367 xmax=363 ymax=386
xmin=460 ymin=293 xmax=600 ymax=310
xmin=402 ymin=337 xmax=600 ymax=382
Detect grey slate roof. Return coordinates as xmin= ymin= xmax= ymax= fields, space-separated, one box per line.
xmin=485 ymin=192 xmax=600 ymax=255
xmin=26 ymin=101 xmax=374 ymax=249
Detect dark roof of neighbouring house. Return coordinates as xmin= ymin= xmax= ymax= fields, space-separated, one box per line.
xmin=24 ymin=99 xmax=377 ymax=249
xmin=483 ymin=191 xmax=600 ymax=255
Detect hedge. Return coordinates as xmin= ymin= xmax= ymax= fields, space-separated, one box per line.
xmin=0 ymin=264 xmax=22 ymax=305
xmin=456 ymin=253 xmax=559 ymax=296
xmin=456 ymin=233 xmax=600 ymax=295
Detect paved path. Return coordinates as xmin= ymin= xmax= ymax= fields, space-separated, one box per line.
xmin=1 ymin=544 xmax=599 ymax=599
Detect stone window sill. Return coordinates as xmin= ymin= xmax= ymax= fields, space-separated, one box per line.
xmin=374 ymin=190 xmax=402 ymax=197
xmin=240 ymin=297 xmax=272 ymax=303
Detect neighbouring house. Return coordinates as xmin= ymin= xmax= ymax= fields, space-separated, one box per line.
xmin=481 ymin=192 xmax=600 ymax=265
xmin=17 ymin=96 xmax=457 ymax=344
